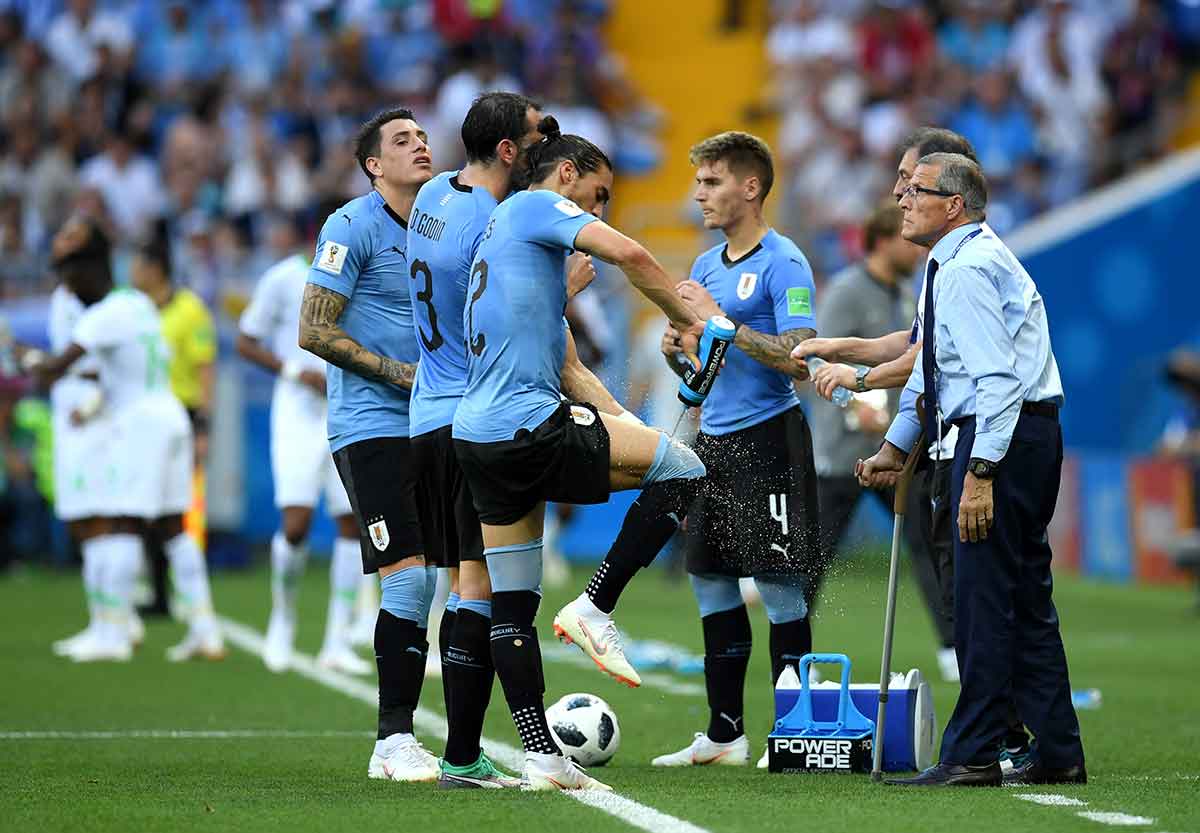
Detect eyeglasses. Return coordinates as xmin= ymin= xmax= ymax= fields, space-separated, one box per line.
xmin=901 ymin=184 xmax=958 ymax=200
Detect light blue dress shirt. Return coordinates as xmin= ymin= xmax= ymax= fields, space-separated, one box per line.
xmin=884 ymin=222 xmax=1063 ymax=462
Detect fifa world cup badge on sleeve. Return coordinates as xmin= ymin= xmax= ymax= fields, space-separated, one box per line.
xmin=316 ymin=240 xmax=348 ymax=275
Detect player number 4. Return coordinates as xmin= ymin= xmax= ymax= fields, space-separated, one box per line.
xmin=769 ymin=493 xmax=788 ymax=537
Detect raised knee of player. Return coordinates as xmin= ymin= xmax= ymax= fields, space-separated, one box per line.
xmin=641 ymin=432 xmax=706 ymax=486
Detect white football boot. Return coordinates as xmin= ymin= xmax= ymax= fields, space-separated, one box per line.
xmin=262 ymin=611 xmax=296 ymax=673
xmin=316 ymin=642 xmax=373 ymax=675
xmin=757 ymin=746 xmax=769 ymax=769
xmin=521 ymin=752 xmax=612 ymax=791
xmin=166 ymin=618 xmax=226 ymax=662
xmin=553 ymin=594 xmax=641 ymax=687
xmin=53 ymin=626 xmax=98 ymax=657
xmin=367 ymin=733 xmax=439 ymax=782
xmin=652 ymin=733 xmax=750 ymax=767
xmin=67 ymin=628 xmax=133 ymax=663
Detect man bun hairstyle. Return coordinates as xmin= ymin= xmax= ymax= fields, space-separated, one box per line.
xmin=462 ymin=91 xmax=541 ymax=164
xmin=899 ymin=126 xmax=979 ymax=166
xmin=523 ymin=114 xmax=612 ymax=185
xmin=354 ymin=106 xmax=417 ymax=182
xmin=688 ymin=131 xmax=775 ymax=202
xmin=919 ymin=152 xmax=988 ymax=222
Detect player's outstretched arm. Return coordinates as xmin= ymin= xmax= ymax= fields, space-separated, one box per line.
xmin=298 ymin=283 xmax=416 ymax=389
xmin=795 ymin=330 xmax=912 ymax=367
xmin=863 ymin=341 xmax=920 ymax=390
xmin=675 ymin=279 xmax=815 ymax=376
xmin=573 ymin=222 xmax=703 ymax=362
xmin=560 ymin=326 xmax=623 ymax=416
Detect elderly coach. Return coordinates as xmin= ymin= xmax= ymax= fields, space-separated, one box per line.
xmin=857 ymin=153 xmax=1085 ymax=787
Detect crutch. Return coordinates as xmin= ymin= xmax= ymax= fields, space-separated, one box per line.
xmin=870 ymin=398 xmax=927 ymax=782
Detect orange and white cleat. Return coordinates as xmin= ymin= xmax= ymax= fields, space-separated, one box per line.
xmin=552 ymin=594 xmax=641 ymax=688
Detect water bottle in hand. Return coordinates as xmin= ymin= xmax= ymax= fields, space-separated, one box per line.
xmin=805 ymin=356 xmax=853 ymax=408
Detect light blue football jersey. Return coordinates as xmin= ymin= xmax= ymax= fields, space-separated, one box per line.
xmin=406 ymin=171 xmax=499 ymax=437
xmin=306 ymin=190 xmax=416 ymax=451
xmin=452 ymin=188 xmax=598 ymax=443
xmin=690 ymin=230 xmax=817 ymax=435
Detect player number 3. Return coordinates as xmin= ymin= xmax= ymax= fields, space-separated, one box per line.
xmin=409 ymin=258 xmax=444 ymax=352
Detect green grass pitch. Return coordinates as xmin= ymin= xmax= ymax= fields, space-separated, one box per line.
xmin=3 ymin=554 xmax=1198 ymax=833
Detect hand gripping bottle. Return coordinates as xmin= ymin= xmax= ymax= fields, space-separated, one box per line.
xmin=677 ymin=316 xmax=736 ymax=407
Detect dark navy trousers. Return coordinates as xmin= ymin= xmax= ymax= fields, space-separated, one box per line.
xmin=938 ymin=411 xmax=1085 ymax=769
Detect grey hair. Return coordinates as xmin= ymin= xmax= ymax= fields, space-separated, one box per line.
xmin=918 ymin=152 xmax=987 ymax=222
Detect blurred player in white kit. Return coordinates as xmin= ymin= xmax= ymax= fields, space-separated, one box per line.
xmin=237 ymin=218 xmax=375 ymax=674
xmin=32 ymin=217 xmax=222 ymax=662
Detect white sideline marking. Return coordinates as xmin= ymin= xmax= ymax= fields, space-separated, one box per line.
xmin=0 ymin=730 xmax=371 ymax=740
xmin=218 ymin=616 xmax=712 ymax=833
xmin=540 ymin=641 xmax=706 ymax=697
xmin=1016 ymin=794 xmax=1088 ymax=807
xmin=1077 ymin=812 xmax=1156 ymax=826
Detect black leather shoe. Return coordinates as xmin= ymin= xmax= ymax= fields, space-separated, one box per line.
xmin=885 ymin=762 xmax=1002 ymax=787
xmin=1004 ymin=758 xmax=1087 ymax=785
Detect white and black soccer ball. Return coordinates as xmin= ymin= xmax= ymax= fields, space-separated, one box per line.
xmin=545 ymin=692 xmax=621 ymax=767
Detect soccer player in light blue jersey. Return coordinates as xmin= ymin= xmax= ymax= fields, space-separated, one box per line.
xmin=451 ymin=116 xmax=710 ymax=791
xmin=557 ymin=132 xmax=826 ymax=770
xmin=408 ymin=95 xmax=628 ymax=790
xmin=405 ymin=91 xmax=546 ymax=790
xmin=298 ymin=107 xmax=439 ymax=783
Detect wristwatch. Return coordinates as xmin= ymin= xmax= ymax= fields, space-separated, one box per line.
xmin=968 ymin=458 xmax=999 ymax=479
xmin=854 ymin=366 xmax=870 ymax=393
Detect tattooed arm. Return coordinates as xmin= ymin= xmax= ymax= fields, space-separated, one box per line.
xmin=298 ymin=283 xmax=416 ymax=389
xmin=734 ymin=326 xmax=816 ymax=375
xmin=674 ymin=279 xmax=816 ymax=375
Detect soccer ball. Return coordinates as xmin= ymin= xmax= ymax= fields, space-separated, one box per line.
xmin=545 ymin=692 xmax=621 ymax=767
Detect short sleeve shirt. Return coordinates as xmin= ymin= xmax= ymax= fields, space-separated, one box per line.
xmin=306 ymin=190 xmax=416 ymax=451
xmin=452 ymin=189 xmax=597 ymax=443
xmin=690 ymin=229 xmax=817 ymax=435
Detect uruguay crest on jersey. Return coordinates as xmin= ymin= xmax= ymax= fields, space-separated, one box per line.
xmin=737 ymin=272 xmax=758 ymax=300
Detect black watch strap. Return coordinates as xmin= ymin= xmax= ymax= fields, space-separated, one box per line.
xmin=968 ymin=457 xmax=998 ymax=479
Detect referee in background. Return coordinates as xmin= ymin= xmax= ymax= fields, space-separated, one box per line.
xmin=858 ymin=152 xmax=1085 ymax=787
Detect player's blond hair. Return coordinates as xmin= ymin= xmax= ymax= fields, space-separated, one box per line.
xmin=689 ymin=131 xmax=774 ymax=202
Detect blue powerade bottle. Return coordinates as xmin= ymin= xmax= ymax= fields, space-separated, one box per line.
xmin=677 ymin=316 xmax=736 ymax=407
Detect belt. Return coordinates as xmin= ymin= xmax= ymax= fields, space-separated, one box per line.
xmin=949 ymin=400 xmax=1059 ymax=430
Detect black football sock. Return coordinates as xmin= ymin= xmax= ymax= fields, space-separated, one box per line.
xmin=586 ymin=478 xmax=700 ymax=614
xmin=439 ymin=604 xmax=457 ymax=718
xmin=374 ymin=610 xmax=427 ymax=739
xmin=490 ymin=589 xmax=558 ymax=755
xmin=443 ymin=605 xmax=495 ymax=767
xmin=769 ymin=617 xmax=813 ymax=685
xmin=702 ymin=605 xmax=753 ymax=743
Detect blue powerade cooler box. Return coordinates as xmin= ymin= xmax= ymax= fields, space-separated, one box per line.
xmin=767 ymin=653 xmax=935 ymax=774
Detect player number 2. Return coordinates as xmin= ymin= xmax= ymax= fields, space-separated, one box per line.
xmin=467 ymin=259 xmax=488 ymax=357
xmin=409 ymin=259 xmax=444 ymax=352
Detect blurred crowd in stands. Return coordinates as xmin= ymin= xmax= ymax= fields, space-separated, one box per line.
xmin=765 ymin=0 xmax=1197 ymax=276
xmin=0 ymin=0 xmax=661 ymax=306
